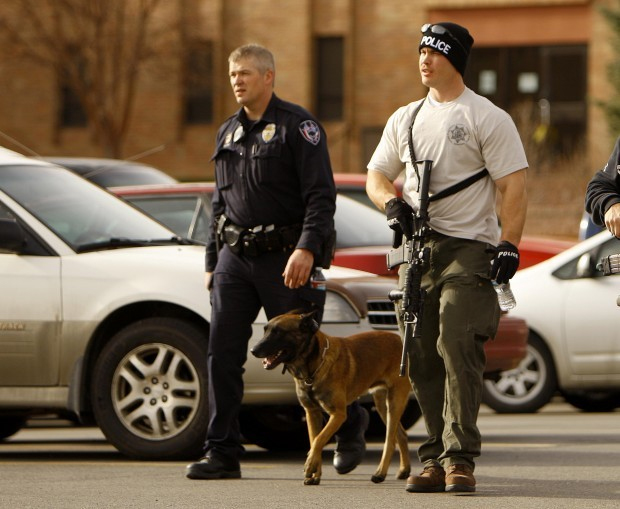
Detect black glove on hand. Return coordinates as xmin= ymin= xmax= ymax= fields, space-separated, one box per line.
xmin=490 ymin=240 xmax=520 ymax=284
xmin=385 ymin=197 xmax=414 ymax=240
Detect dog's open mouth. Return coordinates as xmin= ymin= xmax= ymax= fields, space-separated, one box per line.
xmin=262 ymin=350 xmax=288 ymax=370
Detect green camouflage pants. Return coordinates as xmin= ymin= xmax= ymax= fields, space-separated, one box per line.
xmin=398 ymin=232 xmax=500 ymax=470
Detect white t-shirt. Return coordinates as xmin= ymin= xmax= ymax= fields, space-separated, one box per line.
xmin=368 ymin=87 xmax=528 ymax=245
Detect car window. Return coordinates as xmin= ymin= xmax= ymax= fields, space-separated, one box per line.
xmin=335 ymin=194 xmax=392 ymax=248
xmin=337 ymin=188 xmax=377 ymax=210
xmin=553 ymin=236 xmax=620 ymax=280
xmin=86 ymin=166 xmax=177 ymax=187
xmin=0 ymin=164 xmax=176 ymax=250
xmin=126 ymin=195 xmax=209 ymax=244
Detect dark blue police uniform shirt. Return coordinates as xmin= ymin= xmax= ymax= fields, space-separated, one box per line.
xmin=206 ymin=94 xmax=336 ymax=271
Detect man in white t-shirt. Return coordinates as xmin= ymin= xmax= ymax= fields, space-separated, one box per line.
xmin=366 ymin=22 xmax=527 ymax=494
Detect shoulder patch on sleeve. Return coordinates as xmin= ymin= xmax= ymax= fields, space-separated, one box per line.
xmin=299 ymin=120 xmax=321 ymax=146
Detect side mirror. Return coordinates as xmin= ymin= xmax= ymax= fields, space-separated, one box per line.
xmin=0 ymin=218 xmax=25 ymax=253
xmin=575 ymin=251 xmax=597 ymax=278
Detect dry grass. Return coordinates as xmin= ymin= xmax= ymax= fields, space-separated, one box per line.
xmin=522 ymin=152 xmax=591 ymax=241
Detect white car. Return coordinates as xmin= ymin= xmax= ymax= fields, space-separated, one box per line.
xmin=482 ymin=230 xmax=620 ymax=413
xmin=0 ymin=149 xmax=412 ymax=458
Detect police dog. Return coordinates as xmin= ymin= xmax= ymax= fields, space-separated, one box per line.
xmin=251 ymin=310 xmax=411 ymax=485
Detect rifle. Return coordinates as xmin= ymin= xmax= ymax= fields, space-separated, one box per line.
xmin=386 ymin=159 xmax=433 ymax=377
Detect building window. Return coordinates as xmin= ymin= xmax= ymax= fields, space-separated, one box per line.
xmin=184 ymin=39 xmax=213 ymax=124
xmin=315 ymin=37 xmax=344 ymax=121
xmin=465 ymin=44 xmax=587 ymax=154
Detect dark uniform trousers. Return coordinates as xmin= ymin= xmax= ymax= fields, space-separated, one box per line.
xmin=399 ymin=232 xmax=500 ymax=470
xmin=204 ymin=244 xmax=364 ymax=459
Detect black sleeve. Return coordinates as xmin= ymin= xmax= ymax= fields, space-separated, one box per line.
xmin=585 ymin=137 xmax=620 ymax=226
xmin=292 ymin=119 xmax=336 ymax=258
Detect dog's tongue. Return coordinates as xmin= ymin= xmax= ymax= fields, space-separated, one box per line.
xmin=262 ymin=351 xmax=284 ymax=370
xmin=262 ymin=356 xmax=278 ymax=370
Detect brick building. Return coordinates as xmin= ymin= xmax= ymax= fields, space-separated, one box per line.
xmin=0 ymin=0 xmax=614 ymax=180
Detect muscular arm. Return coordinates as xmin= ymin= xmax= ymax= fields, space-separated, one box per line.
xmin=366 ymin=170 xmax=398 ymax=212
xmin=495 ymin=169 xmax=528 ymax=247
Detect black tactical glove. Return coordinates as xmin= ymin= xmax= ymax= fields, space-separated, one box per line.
xmin=490 ymin=240 xmax=520 ymax=284
xmin=385 ymin=197 xmax=414 ymax=241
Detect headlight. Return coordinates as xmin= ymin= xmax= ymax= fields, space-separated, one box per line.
xmin=323 ymin=290 xmax=359 ymax=323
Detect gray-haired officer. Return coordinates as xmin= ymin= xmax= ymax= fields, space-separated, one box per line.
xmin=186 ymin=43 xmax=368 ymax=480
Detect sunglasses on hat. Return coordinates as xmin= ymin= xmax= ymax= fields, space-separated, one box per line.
xmin=421 ymin=23 xmax=466 ymax=53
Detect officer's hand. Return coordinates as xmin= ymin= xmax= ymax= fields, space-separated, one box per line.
xmin=205 ymin=272 xmax=213 ymax=290
xmin=282 ymin=248 xmax=313 ymax=289
xmin=604 ymin=203 xmax=620 ymax=238
xmin=385 ymin=197 xmax=414 ymax=239
xmin=490 ymin=240 xmax=520 ymax=284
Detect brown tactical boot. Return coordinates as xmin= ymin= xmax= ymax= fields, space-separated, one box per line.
xmin=445 ymin=464 xmax=476 ymax=492
xmin=405 ymin=465 xmax=446 ymax=493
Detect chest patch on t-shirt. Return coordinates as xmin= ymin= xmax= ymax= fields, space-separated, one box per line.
xmin=447 ymin=124 xmax=470 ymax=145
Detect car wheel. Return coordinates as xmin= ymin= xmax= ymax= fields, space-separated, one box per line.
xmin=562 ymin=390 xmax=620 ymax=412
xmin=239 ymin=405 xmax=309 ymax=451
xmin=91 ymin=317 xmax=209 ymax=460
xmin=363 ymin=399 xmax=422 ymax=438
xmin=0 ymin=414 xmax=27 ymax=440
xmin=482 ymin=332 xmax=557 ymax=413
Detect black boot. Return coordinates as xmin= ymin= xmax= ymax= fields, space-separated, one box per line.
xmin=186 ymin=453 xmax=241 ymax=480
xmin=333 ymin=404 xmax=369 ymax=474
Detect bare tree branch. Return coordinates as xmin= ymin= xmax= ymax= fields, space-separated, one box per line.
xmin=0 ymin=0 xmax=171 ymax=157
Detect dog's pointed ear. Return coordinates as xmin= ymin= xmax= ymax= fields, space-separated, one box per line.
xmin=299 ymin=311 xmax=320 ymax=334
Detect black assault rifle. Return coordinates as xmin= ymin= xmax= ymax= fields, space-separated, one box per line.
xmin=386 ymin=160 xmax=433 ymax=377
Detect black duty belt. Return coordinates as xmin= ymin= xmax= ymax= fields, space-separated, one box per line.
xmin=220 ymin=220 xmax=302 ymax=257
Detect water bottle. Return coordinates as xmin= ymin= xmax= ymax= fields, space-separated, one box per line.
xmin=493 ymin=282 xmax=516 ymax=311
xmin=311 ymin=266 xmax=326 ymax=291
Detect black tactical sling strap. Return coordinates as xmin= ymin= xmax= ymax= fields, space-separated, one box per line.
xmin=407 ymin=98 xmax=489 ymax=203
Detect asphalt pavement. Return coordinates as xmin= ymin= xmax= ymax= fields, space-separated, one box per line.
xmin=0 ymin=401 xmax=619 ymax=509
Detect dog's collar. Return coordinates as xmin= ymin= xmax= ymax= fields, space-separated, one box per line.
xmin=303 ymin=337 xmax=330 ymax=387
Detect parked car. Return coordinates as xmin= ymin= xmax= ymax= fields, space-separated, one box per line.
xmin=482 ymin=230 xmax=620 ymax=414
xmin=112 ymin=181 xmax=398 ymax=276
xmin=0 ymin=149 xmax=426 ymax=456
xmin=38 ymin=156 xmax=177 ymax=187
xmin=110 ymin=182 xmax=528 ymax=380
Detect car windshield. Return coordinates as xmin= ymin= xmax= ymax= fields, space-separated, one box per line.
xmin=335 ymin=194 xmax=392 ymax=247
xmin=0 ymin=164 xmax=178 ymax=251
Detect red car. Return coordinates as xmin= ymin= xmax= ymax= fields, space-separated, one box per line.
xmin=112 ymin=180 xmax=527 ymax=376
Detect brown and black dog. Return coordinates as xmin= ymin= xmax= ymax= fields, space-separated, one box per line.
xmin=251 ymin=310 xmax=411 ymax=485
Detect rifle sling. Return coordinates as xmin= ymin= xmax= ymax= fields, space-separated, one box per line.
xmin=408 ymin=98 xmax=489 ymax=203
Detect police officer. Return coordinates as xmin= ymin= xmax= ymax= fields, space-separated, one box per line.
xmin=186 ymin=44 xmax=368 ymax=480
xmin=366 ymin=23 xmax=528 ymax=493
xmin=586 ymin=136 xmax=620 ymax=238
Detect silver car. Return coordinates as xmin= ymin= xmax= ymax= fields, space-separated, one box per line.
xmin=0 ymin=149 xmax=412 ymax=458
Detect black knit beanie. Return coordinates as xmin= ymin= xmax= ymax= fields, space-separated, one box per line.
xmin=419 ymin=22 xmax=474 ymax=76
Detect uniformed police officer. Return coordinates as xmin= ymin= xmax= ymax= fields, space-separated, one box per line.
xmin=586 ymin=136 xmax=620 ymax=238
xmin=186 ymin=44 xmax=368 ymax=480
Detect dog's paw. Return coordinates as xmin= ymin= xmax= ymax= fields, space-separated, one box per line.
xmin=304 ymin=476 xmax=321 ymax=486
xmin=371 ymin=474 xmax=386 ymax=484
xmin=396 ymin=467 xmax=411 ymax=480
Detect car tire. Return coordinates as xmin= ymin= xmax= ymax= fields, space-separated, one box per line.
xmin=561 ymin=390 xmax=620 ymax=412
xmin=482 ymin=332 xmax=557 ymax=413
xmin=363 ymin=399 xmax=422 ymax=438
xmin=0 ymin=414 xmax=27 ymax=440
xmin=239 ymin=405 xmax=309 ymax=451
xmin=91 ymin=317 xmax=209 ymax=460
